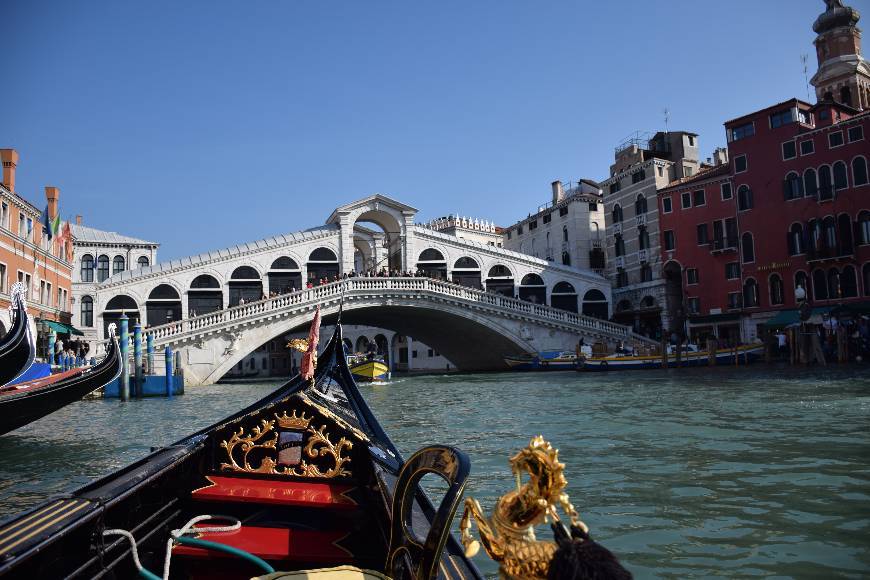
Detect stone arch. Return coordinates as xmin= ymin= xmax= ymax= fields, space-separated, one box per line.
xmin=268 ymin=256 xmax=302 ymax=295
xmin=518 ymin=273 xmax=546 ymax=304
xmin=146 ymin=283 xmax=182 ymax=326
xmin=416 ymin=247 xmax=447 ymax=279
xmin=307 ymin=247 xmax=340 ymax=283
xmin=188 ymin=274 xmax=223 ymax=316
xmin=452 ymin=256 xmax=482 ymax=289
xmin=551 ymin=281 xmax=578 ymax=313
xmin=345 ymin=202 xmax=408 ymax=274
xmin=354 ymin=335 xmax=370 ymax=353
xmin=484 ymin=263 xmax=515 ymax=297
xmin=581 ymin=289 xmax=608 ymax=319
xmin=228 ymin=265 xmax=264 ymax=306
xmin=103 ymin=294 xmax=141 ymax=338
xmin=616 ymin=299 xmax=632 ymax=312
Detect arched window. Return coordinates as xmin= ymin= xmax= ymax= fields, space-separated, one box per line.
xmin=453 ymin=257 xmax=479 ymax=269
xmin=96 ymin=255 xmax=110 ymax=282
xmin=804 ymin=168 xmax=818 ymax=198
xmin=741 ymin=232 xmax=755 ymax=263
xmin=137 ymin=256 xmax=150 ymax=268
xmin=819 ymin=165 xmax=833 ymax=200
xmin=813 ymin=269 xmax=829 ymax=300
xmin=864 ymin=263 xmax=870 ymax=296
xmin=561 ymin=251 xmax=571 ymax=266
xmin=858 ymin=211 xmax=870 ymax=245
xmin=640 ymin=264 xmax=652 ymax=282
xmin=808 ymin=219 xmax=822 ymax=252
xmin=518 ymin=273 xmax=545 ymax=304
xmin=841 ymin=265 xmax=858 ymax=298
xmin=823 ymin=216 xmax=837 ymax=252
xmin=417 ymin=248 xmax=447 ymax=280
xmin=615 ymin=234 xmax=625 ymax=257
xmin=769 ymin=274 xmax=784 ymax=305
xmin=81 ymin=254 xmax=94 ymax=282
xmin=795 ymin=271 xmax=812 ymax=301
xmin=582 ymin=289 xmax=609 ymax=319
xmin=147 ymin=284 xmax=182 ymax=326
xmin=520 ymin=273 xmax=544 ymax=286
xmin=616 ymin=299 xmax=632 ymax=312
xmin=231 ymin=266 xmax=260 ymax=280
xmin=634 ymin=194 xmax=647 ymax=215
xmin=788 ymin=223 xmax=804 ymax=256
xmin=80 ymin=295 xmax=93 ymax=327
xmin=112 ymin=255 xmax=125 ymax=274
xmin=271 ymin=256 xmax=299 ymax=270
xmin=784 ymin=172 xmax=803 ymax=200
xmin=838 ymin=213 xmax=854 ymax=255
xmin=743 ymin=278 xmax=759 ymax=307
xmin=103 ymin=294 xmax=140 ymax=337
xmin=452 ymin=257 xmax=481 ymax=289
xmin=638 ymin=226 xmax=650 ymax=250
xmin=737 ymin=185 xmax=753 ymax=210
xmin=418 ymin=248 xmax=444 ymax=261
xmin=853 ymin=157 xmax=868 ymax=186
xmin=309 ymin=248 xmax=338 ymax=262
xmin=563 ymin=225 xmax=570 ymax=243
xmin=551 ymin=282 xmax=578 ymax=313
xmin=827 ymin=268 xmax=840 ymax=299
xmin=611 ymin=204 xmax=623 ymax=223
xmin=833 ymin=161 xmax=848 ymax=190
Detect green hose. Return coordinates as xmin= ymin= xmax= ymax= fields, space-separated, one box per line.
xmin=174 ymin=536 xmax=276 ymax=573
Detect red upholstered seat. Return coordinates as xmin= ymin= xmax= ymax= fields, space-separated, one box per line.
xmin=173 ymin=525 xmax=353 ymax=563
xmin=193 ymin=476 xmax=357 ymax=510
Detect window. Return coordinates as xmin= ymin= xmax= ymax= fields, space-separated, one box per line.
xmin=81 ymin=254 xmax=95 ymax=282
xmin=664 ymin=230 xmax=675 ymax=251
xmin=635 ymin=195 xmax=647 ymax=215
xmin=737 ymin=185 xmax=753 ymax=211
xmin=829 ymin=131 xmax=844 ymax=148
xmin=770 ymin=109 xmax=794 ymax=128
xmin=784 ymin=172 xmax=803 ymax=200
xmin=842 ymin=265 xmax=858 ymax=298
xmin=640 ymin=264 xmax=652 ymax=282
xmin=741 ymin=232 xmax=755 ymax=263
xmin=788 ymin=223 xmax=805 ymax=255
xmin=731 ymin=123 xmax=755 ymax=141
xmin=847 ymin=126 xmax=864 ymax=143
xmin=859 ymin=211 xmax=870 ymax=245
xmin=18 ymin=213 xmax=25 ymax=238
xmin=543 ymin=213 xmax=551 ymax=224
xmin=24 ymin=217 xmax=33 ymax=242
xmin=96 ymin=255 xmax=110 ymax=282
xmin=529 ymin=220 xmax=537 ymax=230
xmin=726 ymin=218 xmax=738 ymax=247
xmin=833 ymin=161 xmax=848 ymax=190
xmin=853 ymin=157 xmax=869 ymax=186
xmin=559 ymin=206 xmax=569 ymax=217
xmin=616 ymin=269 xmax=628 ymax=288
xmin=609 ymin=181 xmax=621 ymax=194
xmin=588 ymin=202 xmax=598 ymax=212
xmin=782 ymin=141 xmax=797 ymax=160
xmin=0 ymin=263 xmax=5 ymax=293
xmin=428 ymin=349 xmax=434 ymax=358
xmin=517 ymin=225 xmax=523 ymax=235
xmin=615 ymin=235 xmax=625 ymax=257
xmin=697 ymin=223 xmax=711 ymax=245
xmin=112 ymin=255 xmax=125 ymax=274
xmin=795 ymin=271 xmax=811 ymax=301
xmin=0 ymin=202 xmax=7 ymax=229
xmin=798 ymin=110 xmax=811 ymax=124
xmin=813 ymin=269 xmax=829 ymax=300
xmin=562 ymin=226 xmax=568 ymax=242
xmin=657 ymin=166 xmax=664 ymax=177
xmin=804 ymin=168 xmax=818 ymax=197
xmin=611 ymin=204 xmax=623 ymax=223
xmin=686 ymin=268 xmax=699 ymax=285
xmin=818 ymin=165 xmax=834 ymax=200
xmin=734 ymin=155 xmax=748 ymax=173
xmin=800 ymin=140 xmax=815 ymax=155
xmin=138 ymin=256 xmax=150 ymax=268
xmin=692 ymin=189 xmax=705 ymax=206
xmin=507 ymin=231 xmax=512 ymax=240
xmin=684 ymin=166 xmax=694 ymax=177
xmin=662 ymin=197 xmax=673 ymax=213
xmin=638 ymin=226 xmax=650 ymax=250
xmin=743 ymin=279 xmax=759 ymax=307
xmin=721 ymin=183 xmax=733 ymax=200
xmin=687 ymin=135 xmax=695 ymax=147
xmin=726 ymin=262 xmax=740 ymax=280
xmin=81 ymin=296 xmax=94 ymax=327
xmin=728 ymin=292 xmax=743 ymax=309
xmin=562 ymin=251 xmax=571 ymax=266
xmin=681 ymin=192 xmax=692 ymax=209
xmin=769 ymin=274 xmax=784 ymax=305
xmin=687 ymin=297 xmax=700 ymax=314
xmin=632 ymin=169 xmax=646 ymax=184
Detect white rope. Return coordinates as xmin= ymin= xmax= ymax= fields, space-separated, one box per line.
xmin=103 ymin=514 xmax=241 ymax=580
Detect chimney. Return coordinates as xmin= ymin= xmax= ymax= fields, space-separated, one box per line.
xmin=45 ymin=186 xmax=60 ymax=220
xmin=75 ymin=215 xmax=82 ymax=225
xmin=1 ymin=149 xmax=18 ymax=192
xmin=712 ymin=147 xmax=729 ymax=166
xmin=551 ymin=180 xmax=564 ymax=204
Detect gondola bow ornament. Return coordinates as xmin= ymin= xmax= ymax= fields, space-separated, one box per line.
xmin=300 ymin=305 xmax=321 ymax=382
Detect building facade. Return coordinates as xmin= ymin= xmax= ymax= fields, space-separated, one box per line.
xmin=600 ymin=132 xmax=712 ymax=338
xmin=423 ymin=216 xmax=503 ymax=247
xmin=0 ymin=149 xmax=74 ymax=356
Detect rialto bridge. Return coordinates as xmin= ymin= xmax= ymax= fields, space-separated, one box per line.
xmin=77 ymin=195 xmax=653 ymax=384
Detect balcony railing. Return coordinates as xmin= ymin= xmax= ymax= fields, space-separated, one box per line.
xmin=615 ymin=256 xmax=625 ymax=268
xmin=635 ymin=214 xmax=647 ymax=227
xmin=638 ymin=249 xmax=648 ymax=262
xmin=711 ymin=237 xmax=738 ymax=253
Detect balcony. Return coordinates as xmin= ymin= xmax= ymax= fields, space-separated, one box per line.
xmin=589 ymin=248 xmax=606 ymax=270
xmin=613 ymin=222 xmax=622 ymax=234
xmin=615 ymin=256 xmax=625 ymax=268
xmin=710 ymin=237 xmax=738 ymax=254
xmin=638 ymin=249 xmax=648 ymax=262
xmin=635 ymin=214 xmax=647 ymax=227
xmin=806 ymin=244 xmax=854 ymax=264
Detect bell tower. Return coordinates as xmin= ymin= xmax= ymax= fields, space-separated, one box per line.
xmin=810 ymin=0 xmax=870 ymax=110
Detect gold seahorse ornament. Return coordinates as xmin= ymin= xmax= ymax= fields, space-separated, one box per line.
xmin=459 ymin=436 xmax=586 ymax=579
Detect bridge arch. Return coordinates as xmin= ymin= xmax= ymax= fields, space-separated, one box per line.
xmin=581 ymin=289 xmax=608 ymax=319
xmin=268 ymin=256 xmax=302 ymax=295
xmin=551 ymin=281 xmax=578 ymax=313
xmin=188 ymin=274 xmax=223 ymax=316
xmin=519 ymin=273 xmax=546 ymax=304
xmin=485 ymin=264 xmax=515 ymax=297
xmin=103 ymin=294 xmax=141 ymax=338
xmin=416 ymin=247 xmax=448 ymax=279
xmin=228 ymin=265 xmax=263 ymax=306
xmin=307 ymin=247 xmax=340 ymax=282
xmin=146 ymin=284 xmax=182 ymax=326
xmin=452 ymin=256 xmax=482 ymax=289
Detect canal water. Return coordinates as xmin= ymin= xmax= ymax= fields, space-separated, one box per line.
xmin=0 ymin=365 xmax=868 ymax=578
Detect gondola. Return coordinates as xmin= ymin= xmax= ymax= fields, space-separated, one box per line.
xmin=0 ymin=317 xmax=483 ymax=580
xmin=0 ymin=282 xmax=36 ymax=388
xmin=0 ymin=324 xmax=124 ymax=436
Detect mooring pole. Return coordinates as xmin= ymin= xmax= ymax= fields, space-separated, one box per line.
xmin=165 ymin=345 xmax=174 ymax=398
xmin=119 ymin=314 xmax=130 ymax=401
xmin=146 ymin=333 xmax=155 ymax=374
xmin=133 ymin=323 xmax=143 ymax=397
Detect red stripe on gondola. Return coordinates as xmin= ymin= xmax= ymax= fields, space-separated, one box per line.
xmin=192 ymin=476 xmax=357 ymax=509
xmin=173 ymin=526 xmax=352 ymax=562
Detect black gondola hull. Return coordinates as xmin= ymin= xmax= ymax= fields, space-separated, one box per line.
xmin=0 ymin=289 xmax=36 ymax=387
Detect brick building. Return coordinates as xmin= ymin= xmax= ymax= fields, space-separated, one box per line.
xmin=0 ymin=148 xmax=75 ymax=355
xmin=656 ymin=1 xmax=870 ymax=343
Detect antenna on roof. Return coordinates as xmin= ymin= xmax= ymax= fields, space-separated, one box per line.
xmin=663 ymin=107 xmax=670 ymax=134
xmin=800 ymin=54 xmax=811 ymax=101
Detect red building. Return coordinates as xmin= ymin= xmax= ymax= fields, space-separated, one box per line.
xmin=656 ymin=1 xmax=870 ymax=343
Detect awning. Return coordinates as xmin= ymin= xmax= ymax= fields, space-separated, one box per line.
xmin=39 ymin=319 xmax=85 ymax=336
xmin=763 ymin=307 xmax=834 ymax=328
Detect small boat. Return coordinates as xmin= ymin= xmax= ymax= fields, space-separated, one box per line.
xmin=0 ymin=283 xmax=36 ymax=387
xmin=0 ymin=317 xmax=482 ymax=580
xmin=504 ymin=349 xmax=587 ymax=371
xmin=0 ymin=325 xmax=123 ymax=436
xmin=348 ymin=353 xmax=390 ymax=382
xmin=579 ymin=343 xmax=765 ymax=371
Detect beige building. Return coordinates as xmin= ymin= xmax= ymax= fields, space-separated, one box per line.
xmin=424 ymin=215 xmax=503 ymax=247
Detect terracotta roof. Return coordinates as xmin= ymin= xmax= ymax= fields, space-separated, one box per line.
xmin=659 ymin=164 xmax=731 ymax=193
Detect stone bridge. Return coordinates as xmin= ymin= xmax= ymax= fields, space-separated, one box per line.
xmin=139 ymin=277 xmax=655 ymax=385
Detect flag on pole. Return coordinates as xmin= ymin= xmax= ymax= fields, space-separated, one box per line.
xmin=300 ymin=306 xmax=321 ymax=381
xmin=41 ymin=206 xmax=53 ymax=240
xmin=51 ymin=213 xmax=61 ymax=238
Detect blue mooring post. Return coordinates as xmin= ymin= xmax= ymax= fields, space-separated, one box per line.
xmin=133 ymin=324 xmax=143 ymax=398
xmin=165 ymin=345 xmax=174 ymax=398
xmin=119 ymin=314 xmax=130 ymax=401
xmin=147 ymin=334 xmax=155 ymax=375
xmin=48 ymin=330 xmax=56 ymax=366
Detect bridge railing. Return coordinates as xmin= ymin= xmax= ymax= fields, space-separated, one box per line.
xmin=140 ymin=277 xmax=637 ymax=344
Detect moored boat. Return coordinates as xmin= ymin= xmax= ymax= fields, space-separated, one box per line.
xmin=348 ymin=354 xmax=390 ymax=382
xmin=578 ymin=343 xmax=764 ymax=371
xmin=504 ymin=349 xmax=586 ymax=371
xmin=0 ymin=283 xmax=36 ymax=388
xmin=0 ymin=325 xmax=123 ymax=436
xmin=0 ymin=317 xmax=482 ymax=580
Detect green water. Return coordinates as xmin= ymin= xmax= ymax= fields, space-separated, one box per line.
xmin=1 ymin=365 xmax=868 ymax=578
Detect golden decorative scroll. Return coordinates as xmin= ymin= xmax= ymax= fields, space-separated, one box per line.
xmin=219 ymin=411 xmax=353 ymax=478
xmin=458 ymin=436 xmax=584 ymax=579
xmin=286 ymin=338 xmax=310 ymax=353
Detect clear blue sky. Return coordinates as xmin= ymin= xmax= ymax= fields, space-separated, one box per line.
xmin=5 ymin=1 xmax=855 ymax=260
